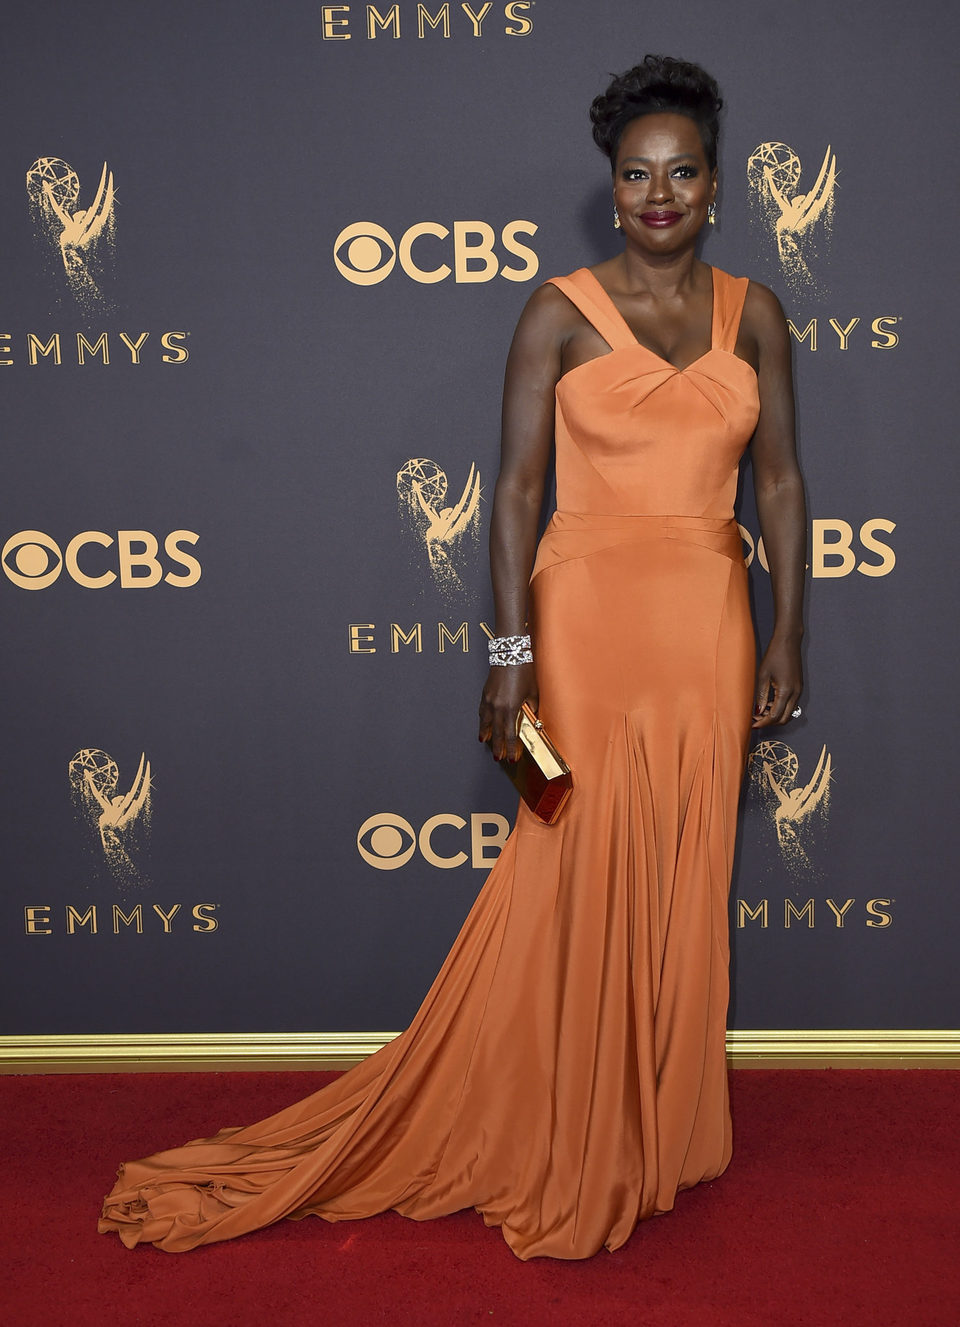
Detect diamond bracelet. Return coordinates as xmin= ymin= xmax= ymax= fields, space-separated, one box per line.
xmin=488 ymin=633 xmax=533 ymax=666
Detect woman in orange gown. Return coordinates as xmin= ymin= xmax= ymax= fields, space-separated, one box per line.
xmin=99 ymin=56 xmax=805 ymax=1261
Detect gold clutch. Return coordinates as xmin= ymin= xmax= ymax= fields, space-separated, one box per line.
xmin=504 ymin=702 xmax=573 ymax=825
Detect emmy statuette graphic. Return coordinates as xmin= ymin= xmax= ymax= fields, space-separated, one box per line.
xmin=747 ymin=142 xmax=837 ymax=293
xmin=26 ymin=156 xmax=116 ymax=307
xmin=750 ymin=739 xmax=832 ymax=872
xmin=396 ymin=457 xmax=482 ymax=593
xmin=69 ymin=748 xmax=152 ymax=882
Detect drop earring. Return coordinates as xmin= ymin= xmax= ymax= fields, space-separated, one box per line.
xmin=707 ymin=202 xmax=716 ymax=226
xmin=613 ymin=207 xmax=621 ymax=230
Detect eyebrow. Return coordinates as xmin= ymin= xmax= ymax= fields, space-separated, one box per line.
xmin=619 ymin=154 xmax=698 ymax=165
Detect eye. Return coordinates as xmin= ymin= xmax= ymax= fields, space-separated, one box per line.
xmin=333 ymin=222 xmax=397 ymax=286
xmin=2 ymin=530 xmax=63 ymax=589
xmin=356 ymin=813 xmax=416 ymax=870
xmin=673 ymin=164 xmax=698 ymax=179
xmin=622 ymin=168 xmax=648 ymax=182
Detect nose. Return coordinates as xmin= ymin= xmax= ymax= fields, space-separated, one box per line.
xmin=646 ymin=171 xmax=675 ymax=205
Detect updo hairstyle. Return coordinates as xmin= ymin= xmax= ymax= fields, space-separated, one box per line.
xmin=590 ymin=55 xmax=722 ymax=173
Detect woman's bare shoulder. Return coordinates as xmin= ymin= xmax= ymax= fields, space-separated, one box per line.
xmin=742 ymin=279 xmax=789 ymax=338
xmin=514 ymin=278 xmax=585 ymax=339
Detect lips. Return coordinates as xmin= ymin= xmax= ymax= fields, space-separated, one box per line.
xmin=640 ymin=211 xmax=683 ymax=227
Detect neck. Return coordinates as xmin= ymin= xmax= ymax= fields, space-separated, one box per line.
xmin=618 ymin=246 xmax=701 ymax=296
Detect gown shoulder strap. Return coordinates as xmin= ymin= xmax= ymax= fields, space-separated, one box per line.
xmin=711 ymin=269 xmax=751 ymax=353
xmin=545 ymin=270 xmax=637 ymax=352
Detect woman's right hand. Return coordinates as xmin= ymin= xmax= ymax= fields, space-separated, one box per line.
xmin=478 ymin=663 xmax=538 ymax=763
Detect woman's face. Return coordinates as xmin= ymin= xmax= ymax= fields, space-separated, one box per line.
xmin=612 ymin=112 xmax=717 ymax=252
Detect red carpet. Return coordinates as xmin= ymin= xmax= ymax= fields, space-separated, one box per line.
xmin=2 ymin=1070 xmax=957 ymax=1326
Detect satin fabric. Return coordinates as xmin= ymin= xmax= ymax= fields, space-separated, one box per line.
xmin=99 ymin=266 xmax=759 ymax=1260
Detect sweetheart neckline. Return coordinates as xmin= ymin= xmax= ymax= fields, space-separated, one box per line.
xmin=556 ymin=343 xmax=759 ymax=388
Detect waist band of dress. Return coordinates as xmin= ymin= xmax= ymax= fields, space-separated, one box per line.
xmin=531 ymin=511 xmax=745 ymax=580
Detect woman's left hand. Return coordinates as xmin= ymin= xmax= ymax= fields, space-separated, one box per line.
xmin=752 ymin=636 xmax=803 ymax=728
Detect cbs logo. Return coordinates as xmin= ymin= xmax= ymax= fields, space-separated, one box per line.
xmin=334 ymin=220 xmax=539 ymax=286
xmin=740 ymin=519 xmax=896 ymax=579
xmin=357 ymin=812 xmax=510 ymax=870
xmin=1 ymin=530 xmax=201 ymax=590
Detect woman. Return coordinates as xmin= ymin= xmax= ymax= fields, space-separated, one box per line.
xmin=99 ymin=56 xmax=804 ymax=1261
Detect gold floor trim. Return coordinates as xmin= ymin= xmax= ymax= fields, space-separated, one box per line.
xmin=0 ymin=1033 xmax=395 ymax=1074
xmin=724 ymin=1030 xmax=960 ymax=1068
xmin=0 ymin=1030 xmax=958 ymax=1073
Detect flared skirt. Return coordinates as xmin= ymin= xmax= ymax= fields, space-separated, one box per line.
xmin=99 ymin=512 xmax=754 ymax=1260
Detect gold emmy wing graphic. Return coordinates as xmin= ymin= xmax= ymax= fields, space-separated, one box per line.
xmin=26 ymin=156 xmax=116 ymax=306
xmin=69 ymin=749 xmax=151 ymax=882
xmin=396 ymin=457 xmax=482 ymax=592
xmin=746 ymin=142 xmax=837 ymax=293
xmin=749 ymin=739 xmax=832 ymax=871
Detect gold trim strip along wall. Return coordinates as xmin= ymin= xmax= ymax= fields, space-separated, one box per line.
xmin=1 ymin=1030 xmax=958 ymax=1073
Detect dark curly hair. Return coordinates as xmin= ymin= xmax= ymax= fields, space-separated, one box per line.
xmin=590 ymin=55 xmax=723 ymax=173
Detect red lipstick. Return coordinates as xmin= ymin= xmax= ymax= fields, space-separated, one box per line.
xmin=640 ymin=211 xmax=682 ymax=227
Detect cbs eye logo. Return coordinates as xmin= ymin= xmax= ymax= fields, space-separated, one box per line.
xmin=334 ymin=220 xmax=539 ymax=286
xmin=357 ymin=812 xmax=510 ymax=870
xmin=2 ymin=530 xmax=64 ymax=589
xmin=357 ymin=813 xmax=417 ymax=869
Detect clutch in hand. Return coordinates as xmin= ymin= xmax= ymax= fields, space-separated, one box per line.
xmin=504 ymin=702 xmax=573 ymax=825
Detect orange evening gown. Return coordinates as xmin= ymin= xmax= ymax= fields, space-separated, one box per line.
xmin=99 ymin=266 xmax=759 ymax=1260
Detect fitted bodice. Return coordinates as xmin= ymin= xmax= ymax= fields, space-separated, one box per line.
xmin=545 ymin=267 xmax=760 ymax=519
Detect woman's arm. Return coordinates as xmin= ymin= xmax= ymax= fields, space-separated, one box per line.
xmin=745 ymin=283 xmax=807 ymax=728
xmin=478 ymin=285 xmax=565 ymax=761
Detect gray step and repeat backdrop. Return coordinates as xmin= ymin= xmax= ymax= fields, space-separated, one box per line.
xmin=2 ymin=0 xmax=956 ymax=1043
